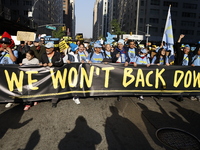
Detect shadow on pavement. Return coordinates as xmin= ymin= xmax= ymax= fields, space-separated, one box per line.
xmin=105 ymin=106 xmax=154 ymax=150
xmin=58 ymin=116 xmax=102 ymax=150
xmin=170 ymin=101 xmax=200 ymax=139
xmin=0 ymin=104 xmax=33 ymax=139
xmin=18 ymin=129 xmax=40 ymax=150
xmin=137 ymin=100 xmax=198 ymax=149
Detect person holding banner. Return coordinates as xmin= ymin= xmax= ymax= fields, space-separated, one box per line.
xmin=128 ymin=41 xmax=139 ymax=64
xmin=134 ymin=48 xmax=150 ymax=100
xmin=0 ymin=33 xmax=18 ymax=108
xmin=19 ymin=50 xmax=40 ymax=110
xmin=151 ymin=48 xmax=169 ymax=66
xmin=40 ymin=42 xmax=64 ymax=107
xmin=63 ymin=43 xmax=83 ymax=104
xmin=112 ymin=39 xmax=130 ymax=101
xmin=87 ymin=43 xmax=105 ymax=63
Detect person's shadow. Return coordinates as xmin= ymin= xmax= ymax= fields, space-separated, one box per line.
xmin=58 ymin=116 xmax=102 ymax=150
xmin=105 ymin=106 xmax=153 ymax=150
xmin=18 ymin=130 xmax=40 ymax=150
xmin=170 ymin=101 xmax=200 ymax=138
xmin=0 ymin=104 xmax=33 ymax=139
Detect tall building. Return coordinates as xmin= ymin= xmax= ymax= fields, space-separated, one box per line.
xmin=63 ymin=0 xmax=75 ymax=38
xmin=96 ymin=0 xmax=200 ymax=43
xmin=0 ymin=0 xmax=63 ymax=35
xmin=93 ymin=0 xmax=109 ymax=40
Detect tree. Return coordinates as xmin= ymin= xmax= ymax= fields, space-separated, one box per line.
xmin=52 ymin=27 xmax=65 ymax=38
xmin=111 ymin=19 xmax=125 ymax=39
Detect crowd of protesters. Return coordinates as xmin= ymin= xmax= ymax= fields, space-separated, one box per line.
xmin=0 ymin=31 xmax=200 ymax=110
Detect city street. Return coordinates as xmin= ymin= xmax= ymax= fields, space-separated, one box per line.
xmin=0 ymin=96 xmax=200 ymax=150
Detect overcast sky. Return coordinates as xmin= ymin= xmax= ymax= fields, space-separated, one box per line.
xmin=75 ymin=0 xmax=95 ymax=38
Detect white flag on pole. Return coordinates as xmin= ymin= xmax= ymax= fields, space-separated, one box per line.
xmin=162 ymin=5 xmax=174 ymax=55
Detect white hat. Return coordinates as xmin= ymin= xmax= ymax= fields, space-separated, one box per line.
xmin=45 ymin=42 xmax=54 ymax=48
xmin=117 ymin=39 xmax=124 ymax=44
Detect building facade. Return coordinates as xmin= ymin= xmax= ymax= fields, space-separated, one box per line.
xmin=63 ymin=0 xmax=75 ymax=38
xmin=94 ymin=0 xmax=200 ymax=43
xmin=93 ymin=0 xmax=109 ymax=40
xmin=0 ymin=0 xmax=63 ymax=35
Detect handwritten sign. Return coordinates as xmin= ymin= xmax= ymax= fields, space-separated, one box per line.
xmin=17 ymin=31 xmax=36 ymax=41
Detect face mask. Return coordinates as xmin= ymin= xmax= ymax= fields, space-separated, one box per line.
xmin=140 ymin=54 xmax=145 ymax=57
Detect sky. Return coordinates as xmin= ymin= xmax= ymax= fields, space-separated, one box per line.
xmin=75 ymin=0 xmax=96 ymax=38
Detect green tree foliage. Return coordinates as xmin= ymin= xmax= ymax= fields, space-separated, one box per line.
xmin=52 ymin=27 xmax=65 ymax=38
xmin=111 ymin=19 xmax=125 ymax=37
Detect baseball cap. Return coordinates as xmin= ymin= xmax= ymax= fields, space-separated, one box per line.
xmin=0 ymin=37 xmax=11 ymax=44
xmin=45 ymin=42 xmax=54 ymax=48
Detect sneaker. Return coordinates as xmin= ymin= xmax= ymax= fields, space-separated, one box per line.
xmin=34 ymin=102 xmax=38 ymax=106
xmin=73 ymin=97 xmax=80 ymax=104
xmin=138 ymin=96 xmax=144 ymax=100
xmin=94 ymin=97 xmax=98 ymax=100
xmin=99 ymin=97 xmax=103 ymax=100
xmin=117 ymin=96 xmax=122 ymax=101
xmin=24 ymin=105 xmax=31 ymax=111
xmin=52 ymin=103 xmax=57 ymax=108
xmin=190 ymin=96 xmax=197 ymax=101
xmin=5 ymin=103 xmax=13 ymax=108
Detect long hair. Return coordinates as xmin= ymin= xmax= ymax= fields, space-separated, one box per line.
xmin=155 ymin=48 xmax=166 ymax=64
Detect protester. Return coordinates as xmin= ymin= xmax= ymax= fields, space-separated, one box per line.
xmin=151 ymin=48 xmax=169 ymax=66
xmin=16 ymin=41 xmax=30 ymax=63
xmin=19 ymin=50 xmax=39 ymax=65
xmin=30 ymin=38 xmax=46 ymax=62
xmin=133 ymin=48 xmax=150 ymax=100
xmin=128 ymin=41 xmax=139 ymax=64
xmin=40 ymin=42 xmax=64 ymax=107
xmin=63 ymin=43 xmax=83 ymax=104
xmin=174 ymin=34 xmax=193 ymax=66
xmin=19 ymin=50 xmax=40 ymax=110
xmin=112 ymin=39 xmax=130 ymax=101
xmin=0 ymin=32 xmax=18 ymax=108
xmin=87 ymin=43 xmax=105 ymax=63
xmin=78 ymin=43 xmax=88 ymax=62
xmin=112 ymin=39 xmax=130 ymax=66
xmin=174 ymin=34 xmax=194 ymax=101
xmin=87 ymin=43 xmax=105 ymax=100
xmin=103 ymin=44 xmax=113 ymax=62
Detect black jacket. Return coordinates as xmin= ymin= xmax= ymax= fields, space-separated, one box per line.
xmin=174 ymin=42 xmax=194 ymax=65
xmin=40 ymin=51 xmax=64 ymax=67
xmin=112 ymin=47 xmax=130 ymax=63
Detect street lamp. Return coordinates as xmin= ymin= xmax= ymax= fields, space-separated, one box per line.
xmin=28 ymin=0 xmax=39 ymax=28
xmin=145 ymin=24 xmax=151 ymax=47
xmin=135 ymin=0 xmax=140 ymax=35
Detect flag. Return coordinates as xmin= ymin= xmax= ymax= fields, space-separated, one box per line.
xmin=162 ymin=5 xmax=174 ymax=55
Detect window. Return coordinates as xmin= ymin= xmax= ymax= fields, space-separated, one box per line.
xmin=151 ymin=0 xmax=160 ymax=6
xmin=183 ymin=3 xmax=197 ymax=9
xmin=180 ymin=29 xmax=194 ymax=35
xmin=149 ymin=18 xmax=159 ymax=23
xmin=150 ymin=27 xmax=158 ymax=33
xmin=150 ymin=9 xmax=159 ymax=15
xmin=197 ymin=31 xmax=200 ymax=36
xmin=181 ymin=21 xmax=195 ymax=27
xmin=182 ymin=12 xmax=196 ymax=18
xmin=163 ymin=1 xmax=178 ymax=7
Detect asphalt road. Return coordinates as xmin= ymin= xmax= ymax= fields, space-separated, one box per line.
xmin=0 ymin=96 xmax=200 ymax=150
